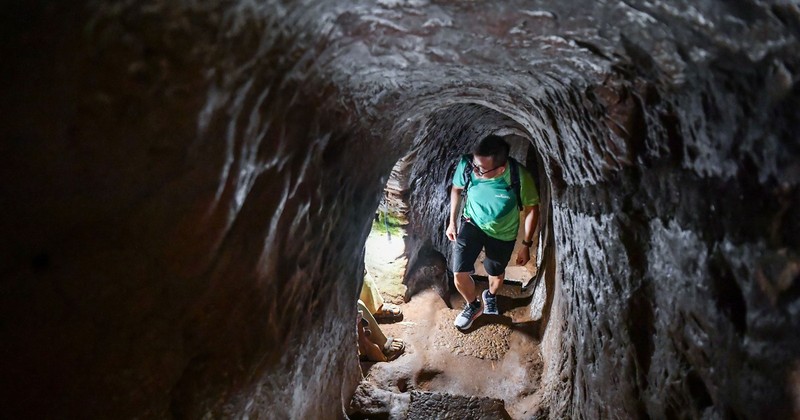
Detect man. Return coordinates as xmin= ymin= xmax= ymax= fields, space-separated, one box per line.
xmin=446 ymin=135 xmax=540 ymax=330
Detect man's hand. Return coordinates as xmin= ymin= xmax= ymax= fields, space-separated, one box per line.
xmin=518 ymin=205 xmax=540 ymax=267
xmin=446 ymin=222 xmax=458 ymax=242
xmin=516 ymin=246 xmax=531 ymax=266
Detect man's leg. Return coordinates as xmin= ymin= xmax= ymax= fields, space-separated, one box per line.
xmin=454 ymin=271 xmax=477 ymax=303
xmin=481 ymin=237 xmax=516 ymax=315
xmin=360 ymin=269 xmax=385 ymax=315
xmin=452 ymin=221 xmax=483 ymax=303
xmin=487 ymin=272 xmax=504 ymax=295
xmin=452 ymin=221 xmax=484 ymax=330
xmin=358 ymin=300 xmax=386 ymax=347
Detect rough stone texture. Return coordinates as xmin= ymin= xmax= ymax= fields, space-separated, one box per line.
xmin=350 ymin=383 xmax=512 ymax=420
xmin=1 ymin=2 xmax=379 ymax=418
xmin=348 ymin=382 xmax=412 ymax=419
xmin=432 ymin=308 xmax=512 ymax=361
xmin=2 ymin=0 xmax=799 ymax=419
xmin=407 ymin=391 xmax=511 ymax=420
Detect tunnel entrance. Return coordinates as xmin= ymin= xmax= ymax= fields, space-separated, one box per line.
xmin=351 ymin=105 xmax=557 ymax=418
xmin=362 ymin=196 xmax=408 ymax=311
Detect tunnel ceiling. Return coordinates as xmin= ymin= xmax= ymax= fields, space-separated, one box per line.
xmin=2 ymin=1 xmax=799 ymax=419
xmin=301 ymin=0 xmax=796 ymax=129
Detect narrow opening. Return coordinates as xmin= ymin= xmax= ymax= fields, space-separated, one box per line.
xmin=356 ymin=158 xmax=411 ymax=373
xmin=363 ymin=184 xmax=409 ymax=310
xmin=349 ymin=103 xmax=556 ymax=419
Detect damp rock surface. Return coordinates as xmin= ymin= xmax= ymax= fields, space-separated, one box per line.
xmin=1 ymin=0 xmax=799 ymax=419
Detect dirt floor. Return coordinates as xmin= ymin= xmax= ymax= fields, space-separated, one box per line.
xmin=362 ymin=226 xmax=545 ymax=419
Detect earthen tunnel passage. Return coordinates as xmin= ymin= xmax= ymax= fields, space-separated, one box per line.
xmin=2 ymin=1 xmax=799 ymax=419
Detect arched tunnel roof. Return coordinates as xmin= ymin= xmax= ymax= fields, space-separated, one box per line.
xmin=1 ymin=1 xmax=798 ymax=419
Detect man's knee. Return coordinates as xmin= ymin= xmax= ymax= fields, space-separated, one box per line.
xmin=484 ymin=261 xmax=508 ymax=277
xmin=454 ymin=272 xmax=472 ymax=286
xmin=488 ymin=272 xmax=505 ymax=281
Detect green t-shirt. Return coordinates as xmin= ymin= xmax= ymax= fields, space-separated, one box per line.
xmin=453 ymin=156 xmax=540 ymax=241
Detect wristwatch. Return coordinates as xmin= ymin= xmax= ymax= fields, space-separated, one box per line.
xmin=522 ymin=239 xmax=533 ymax=247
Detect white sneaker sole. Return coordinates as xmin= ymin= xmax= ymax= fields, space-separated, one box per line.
xmin=454 ymin=307 xmax=483 ymax=330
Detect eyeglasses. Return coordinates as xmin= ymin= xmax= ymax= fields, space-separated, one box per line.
xmin=472 ymin=161 xmax=505 ymax=176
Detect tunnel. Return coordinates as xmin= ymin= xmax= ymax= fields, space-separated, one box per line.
xmin=2 ymin=0 xmax=799 ymax=418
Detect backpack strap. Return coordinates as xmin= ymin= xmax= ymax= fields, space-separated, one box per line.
xmin=460 ymin=154 xmax=473 ymax=199
xmin=506 ymin=158 xmax=523 ymax=211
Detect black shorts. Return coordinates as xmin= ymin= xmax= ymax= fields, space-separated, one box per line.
xmin=452 ymin=219 xmax=516 ymax=276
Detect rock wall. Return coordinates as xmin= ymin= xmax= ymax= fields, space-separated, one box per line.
xmin=1 ymin=0 xmax=798 ymax=418
xmin=533 ymin=44 xmax=800 ymax=420
xmin=1 ymin=1 xmax=398 ymax=417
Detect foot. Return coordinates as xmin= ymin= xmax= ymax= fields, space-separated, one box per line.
xmin=454 ymin=301 xmax=483 ymax=330
xmin=382 ymin=337 xmax=405 ymax=361
xmin=482 ymin=289 xmax=499 ymax=315
xmin=373 ymin=303 xmax=403 ymax=322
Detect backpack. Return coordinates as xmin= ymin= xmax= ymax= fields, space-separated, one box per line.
xmin=460 ymin=154 xmax=523 ymax=211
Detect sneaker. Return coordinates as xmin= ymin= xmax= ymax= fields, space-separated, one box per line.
xmin=482 ymin=289 xmax=499 ymax=315
xmin=454 ymin=301 xmax=483 ymax=330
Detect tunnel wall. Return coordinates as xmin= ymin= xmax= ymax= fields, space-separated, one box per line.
xmin=402 ymin=66 xmax=800 ymax=418
xmin=532 ymin=58 xmax=800 ymax=418
xmin=405 ymin=2 xmax=800 ymax=417
xmin=2 ymin=1 xmax=799 ymax=419
xmin=1 ymin=2 xmax=405 ymax=417
xmin=399 ymin=37 xmax=800 ymax=420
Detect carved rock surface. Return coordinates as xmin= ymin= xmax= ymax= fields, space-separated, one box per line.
xmin=2 ymin=0 xmax=799 ymax=419
xmin=349 ymin=382 xmax=411 ymax=419
xmin=406 ymin=391 xmax=510 ymax=420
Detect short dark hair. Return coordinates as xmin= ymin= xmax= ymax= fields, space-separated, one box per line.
xmin=473 ymin=135 xmax=510 ymax=165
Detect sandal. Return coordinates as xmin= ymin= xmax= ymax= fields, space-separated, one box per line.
xmin=382 ymin=337 xmax=405 ymax=361
xmin=373 ymin=303 xmax=403 ymax=322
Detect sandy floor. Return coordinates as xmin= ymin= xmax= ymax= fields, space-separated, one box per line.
xmin=362 ymin=227 xmax=544 ymax=418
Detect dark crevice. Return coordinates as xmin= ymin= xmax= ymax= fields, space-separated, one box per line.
xmin=707 ymin=250 xmax=747 ymax=335
xmin=777 ymin=272 xmax=800 ymax=307
xmin=771 ymin=5 xmax=800 ymax=39
xmin=686 ymin=370 xmax=713 ymax=411
xmin=571 ymin=38 xmax=611 ymax=60
xmin=627 ymin=285 xmax=655 ymax=391
xmin=661 ymin=111 xmax=683 ymax=165
xmin=30 ymin=252 xmax=51 ymax=272
xmin=620 ymin=35 xmax=659 ymax=78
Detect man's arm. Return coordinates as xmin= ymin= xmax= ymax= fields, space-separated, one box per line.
xmin=515 ymin=204 xmax=540 ymax=265
xmin=446 ymin=186 xmax=463 ymax=242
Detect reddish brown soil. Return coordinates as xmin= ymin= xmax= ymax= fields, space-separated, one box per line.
xmin=361 ymin=228 xmax=545 ymax=418
xmin=361 ymin=288 xmax=544 ymax=418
